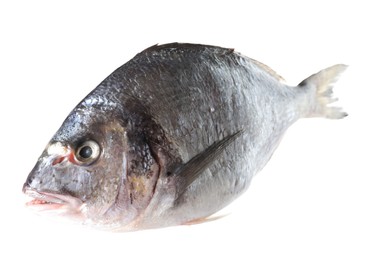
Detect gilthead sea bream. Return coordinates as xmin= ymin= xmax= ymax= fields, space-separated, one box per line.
xmin=23 ymin=43 xmax=347 ymax=231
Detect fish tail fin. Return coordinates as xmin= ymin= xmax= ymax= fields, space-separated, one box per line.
xmin=298 ymin=64 xmax=348 ymax=119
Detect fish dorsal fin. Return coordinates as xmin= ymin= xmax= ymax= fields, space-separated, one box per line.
xmin=173 ymin=130 xmax=244 ymax=202
xmin=250 ymin=58 xmax=285 ymax=83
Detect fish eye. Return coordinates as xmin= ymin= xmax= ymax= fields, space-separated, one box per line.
xmin=75 ymin=140 xmax=100 ymax=165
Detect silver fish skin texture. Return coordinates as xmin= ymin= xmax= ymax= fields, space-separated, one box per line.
xmin=23 ymin=43 xmax=347 ymax=231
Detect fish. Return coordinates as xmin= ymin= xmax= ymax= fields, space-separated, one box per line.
xmin=22 ymin=43 xmax=347 ymax=231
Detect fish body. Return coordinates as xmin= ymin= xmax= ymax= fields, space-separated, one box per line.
xmin=23 ymin=43 xmax=347 ymax=231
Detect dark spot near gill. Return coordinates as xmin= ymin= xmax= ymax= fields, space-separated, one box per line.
xmin=167 ymin=171 xmax=172 ymax=176
xmin=130 ymin=192 xmax=133 ymax=204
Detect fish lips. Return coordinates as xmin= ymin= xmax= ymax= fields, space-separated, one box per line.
xmin=23 ymin=185 xmax=83 ymax=212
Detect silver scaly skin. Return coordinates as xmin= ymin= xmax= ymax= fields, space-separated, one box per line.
xmin=23 ymin=43 xmax=347 ymax=231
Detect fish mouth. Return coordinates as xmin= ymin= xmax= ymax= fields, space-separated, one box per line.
xmin=23 ymin=187 xmax=83 ymax=212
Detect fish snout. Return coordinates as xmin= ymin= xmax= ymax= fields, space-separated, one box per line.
xmin=22 ymin=155 xmax=58 ymax=194
xmin=22 ymin=167 xmax=39 ymax=194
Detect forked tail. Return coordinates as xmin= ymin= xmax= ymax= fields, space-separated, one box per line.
xmin=298 ymin=64 xmax=348 ymax=119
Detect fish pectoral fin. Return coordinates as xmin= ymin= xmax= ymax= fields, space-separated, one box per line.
xmin=174 ymin=130 xmax=244 ymax=201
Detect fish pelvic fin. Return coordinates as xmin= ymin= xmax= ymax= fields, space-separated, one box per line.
xmin=182 ymin=214 xmax=228 ymax=226
xmin=173 ymin=130 xmax=244 ymax=203
xmin=298 ymin=64 xmax=348 ymax=119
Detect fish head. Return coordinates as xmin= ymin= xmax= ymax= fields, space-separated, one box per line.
xmin=23 ymin=103 xmax=162 ymax=228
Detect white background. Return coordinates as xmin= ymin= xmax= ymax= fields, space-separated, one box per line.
xmin=0 ymin=1 xmax=372 ymax=259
